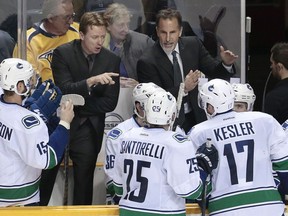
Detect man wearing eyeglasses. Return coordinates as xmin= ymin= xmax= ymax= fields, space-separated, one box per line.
xmin=13 ymin=0 xmax=79 ymax=82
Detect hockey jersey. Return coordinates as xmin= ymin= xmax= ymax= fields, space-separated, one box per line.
xmin=13 ymin=22 xmax=79 ymax=82
xmin=188 ymin=111 xmax=288 ymax=216
xmin=113 ymin=127 xmax=203 ymax=216
xmin=0 ymin=99 xmax=66 ymax=206
xmin=104 ymin=116 xmax=141 ymax=195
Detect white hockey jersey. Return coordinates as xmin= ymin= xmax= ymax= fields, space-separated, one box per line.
xmin=113 ymin=127 xmax=203 ymax=216
xmin=188 ymin=111 xmax=288 ymax=216
xmin=104 ymin=116 xmax=140 ymax=192
xmin=0 ymin=100 xmax=56 ymax=206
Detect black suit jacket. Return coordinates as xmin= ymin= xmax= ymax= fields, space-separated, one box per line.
xmin=52 ymin=39 xmax=120 ymax=148
xmin=137 ymin=36 xmax=234 ymax=127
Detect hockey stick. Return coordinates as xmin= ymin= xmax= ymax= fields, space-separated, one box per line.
xmin=63 ymin=145 xmax=69 ymax=205
xmin=61 ymin=94 xmax=85 ymax=106
xmin=61 ymin=94 xmax=85 ymax=205
xmin=201 ymin=138 xmax=212 ymax=216
xmin=176 ymin=83 xmax=185 ymax=118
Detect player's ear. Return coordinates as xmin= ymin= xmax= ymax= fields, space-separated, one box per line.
xmin=277 ymin=62 xmax=284 ymax=71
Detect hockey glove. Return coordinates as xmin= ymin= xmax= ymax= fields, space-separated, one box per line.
xmin=24 ymin=79 xmax=54 ymax=108
xmin=29 ymin=85 xmax=62 ymax=123
xmin=196 ymin=142 xmax=218 ymax=175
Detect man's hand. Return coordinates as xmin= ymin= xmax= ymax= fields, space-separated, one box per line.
xmin=196 ymin=141 xmax=218 ymax=174
xmin=220 ymin=46 xmax=238 ymax=66
xmin=184 ymin=70 xmax=201 ymax=93
xmin=87 ymin=72 xmax=119 ymax=88
xmin=58 ymin=100 xmax=74 ymax=125
xmin=120 ymin=77 xmax=139 ymax=88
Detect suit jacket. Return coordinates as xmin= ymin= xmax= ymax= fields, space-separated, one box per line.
xmin=137 ymin=36 xmax=234 ymax=127
xmin=51 ymin=39 xmax=120 ymax=148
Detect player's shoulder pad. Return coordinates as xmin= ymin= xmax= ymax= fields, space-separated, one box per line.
xmin=172 ymin=133 xmax=189 ymax=143
xmin=107 ymin=128 xmax=122 ymax=140
xmin=21 ymin=114 xmax=40 ymax=129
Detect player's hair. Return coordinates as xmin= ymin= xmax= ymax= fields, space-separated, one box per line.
xmin=42 ymin=0 xmax=73 ymax=20
xmin=271 ymin=42 xmax=288 ymax=69
xmin=79 ymin=12 xmax=106 ymax=34
xmin=103 ymin=3 xmax=132 ymax=26
xmin=156 ymin=8 xmax=182 ymax=29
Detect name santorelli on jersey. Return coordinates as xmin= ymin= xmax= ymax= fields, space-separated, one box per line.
xmin=120 ymin=140 xmax=165 ymax=159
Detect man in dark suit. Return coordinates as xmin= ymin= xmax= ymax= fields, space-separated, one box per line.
xmin=137 ymin=8 xmax=238 ymax=133
xmin=51 ymin=12 xmax=120 ymax=205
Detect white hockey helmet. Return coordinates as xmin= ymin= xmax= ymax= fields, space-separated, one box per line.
xmin=146 ymin=91 xmax=177 ymax=128
xmin=132 ymin=82 xmax=165 ymax=119
xmin=0 ymin=58 xmax=34 ymax=96
xmin=198 ymin=79 xmax=235 ymax=119
xmin=232 ymin=83 xmax=256 ymax=111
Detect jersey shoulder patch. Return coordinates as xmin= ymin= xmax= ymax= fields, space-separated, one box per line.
xmin=173 ymin=133 xmax=189 ymax=143
xmin=22 ymin=115 xmax=40 ymax=129
xmin=107 ymin=128 xmax=122 ymax=140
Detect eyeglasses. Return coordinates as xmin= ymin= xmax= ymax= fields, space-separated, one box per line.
xmin=55 ymin=12 xmax=76 ymax=22
xmin=63 ymin=12 xmax=76 ymax=21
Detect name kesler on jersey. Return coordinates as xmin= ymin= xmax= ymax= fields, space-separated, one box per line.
xmin=22 ymin=115 xmax=40 ymax=129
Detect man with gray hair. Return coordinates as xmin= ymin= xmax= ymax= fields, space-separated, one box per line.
xmin=103 ymin=3 xmax=154 ymax=88
xmin=13 ymin=0 xmax=79 ymax=82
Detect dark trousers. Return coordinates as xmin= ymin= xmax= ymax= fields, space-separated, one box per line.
xmin=69 ymin=120 xmax=99 ymax=205
xmin=182 ymin=111 xmax=197 ymax=134
xmin=39 ymin=120 xmax=100 ymax=205
xmin=39 ymin=163 xmax=61 ymax=206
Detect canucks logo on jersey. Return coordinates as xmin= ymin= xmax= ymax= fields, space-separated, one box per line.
xmin=22 ymin=115 xmax=40 ymax=129
xmin=173 ymin=133 xmax=189 ymax=143
xmin=108 ymin=128 xmax=122 ymax=140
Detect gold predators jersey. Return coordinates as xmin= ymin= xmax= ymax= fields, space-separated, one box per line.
xmin=13 ymin=22 xmax=79 ymax=82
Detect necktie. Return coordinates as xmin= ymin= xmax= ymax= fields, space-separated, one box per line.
xmin=87 ymin=55 xmax=94 ymax=72
xmin=172 ymin=50 xmax=182 ymax=86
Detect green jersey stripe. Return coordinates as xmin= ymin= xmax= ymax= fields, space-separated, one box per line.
xmin=209 ymin=188 xmax=282 ymax=213
xmin=0 ymin=177 xmax=40 ymax=201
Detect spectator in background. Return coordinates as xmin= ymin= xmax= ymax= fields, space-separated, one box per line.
xmin=103 ymin=3 xmax=154 ymax=88
xmin=137 ymin=8 xmax=238 ymax=133
xmin=264 ymin=42 xmax=288 ymax=124
xmin=0 ymin=14 xmax=17 ymax=62
xmin=13 ymin=0 xmax=79 ymax=82
xmin=51 ymin=11 xmax=120 ymax=205
xmin=0 ymin=30 xmax=15 ymax=63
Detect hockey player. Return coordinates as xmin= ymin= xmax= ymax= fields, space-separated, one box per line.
xmin=112 ymin=91 xmax=218 ymax=216
xmin=0 ymin=58 xmax=74 ymax=207
xmin=188 ymin=78 xmax=288 ymax=216
xmin=232 ymin=83 xmax=256 ymax=112
xmin=104 ymin=82 xmax=165 ymax=204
